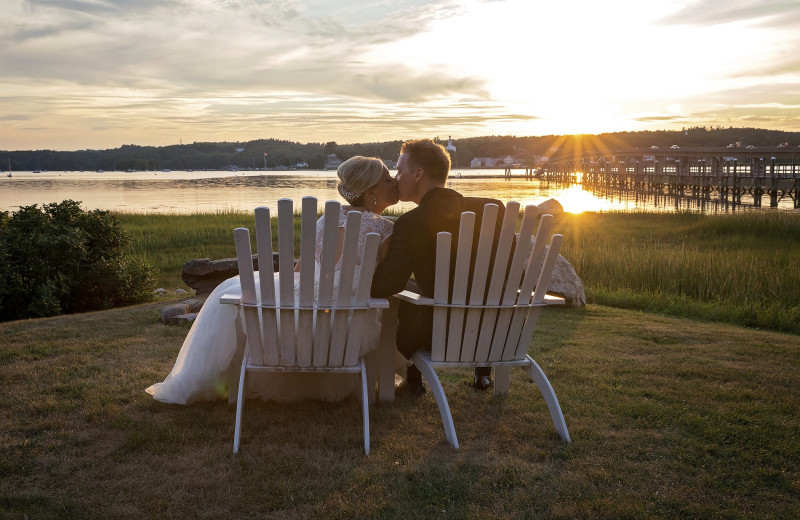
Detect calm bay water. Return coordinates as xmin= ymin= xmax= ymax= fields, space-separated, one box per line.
xmin=1 ymin=169 xmax=795 ymax=214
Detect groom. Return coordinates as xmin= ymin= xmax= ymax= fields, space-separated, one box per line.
xmin=371 ymin=138 xmax=505 ymax=394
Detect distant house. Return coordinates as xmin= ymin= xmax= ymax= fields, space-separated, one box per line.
xmin=324 ymin=154 xmax=342 ymax=170
xmin=295 ymin=161 xmax=309 ymax=168
xmin=470 ymin=157 xmax=500 ymax=168
xmin=235 ymin=147 xmax=245 ymax=153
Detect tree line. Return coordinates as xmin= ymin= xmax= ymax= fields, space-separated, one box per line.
xmin=3 ymin=127 xmax=799 ymax=172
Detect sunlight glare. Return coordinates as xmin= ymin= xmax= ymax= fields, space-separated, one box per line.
xmin=551 ymin=184 xmax=614 ymax=214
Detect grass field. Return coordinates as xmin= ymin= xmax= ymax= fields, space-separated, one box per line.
xmin=1 ymin=302 xmax=798 ymax=519
xmin=119 ymin=209 xmax=800 ymax=334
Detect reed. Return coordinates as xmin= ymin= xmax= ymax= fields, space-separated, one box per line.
xmin=118 ymin=209 xmax=800 ymax=334
xmin=554 ymin=210 xmax=800 ymax=334
xmin=118 ymin=211 xmax=299 ymax=289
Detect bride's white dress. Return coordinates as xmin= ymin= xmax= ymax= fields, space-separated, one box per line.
xmin=146 ymin=207 xmax=396 ymax=404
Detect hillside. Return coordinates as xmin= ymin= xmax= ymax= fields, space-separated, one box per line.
xmin=3 ymin=127 xmax=799 ymax=172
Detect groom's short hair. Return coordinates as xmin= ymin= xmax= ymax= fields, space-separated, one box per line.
xmin=401 ymin=139 xmax=451 ymax=184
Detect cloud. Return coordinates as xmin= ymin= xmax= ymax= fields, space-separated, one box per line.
xmin=634 ymin=115 xmax=686 ymax=123
xmin=0 ymin=114 xmax=32 ymax=121
xmin=657 ymin=0 xmax=800 ymax=27
xmin=1 ymin=0 xmax=475 ymax=104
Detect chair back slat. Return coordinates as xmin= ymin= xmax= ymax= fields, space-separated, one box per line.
xmin=473 ymin=202 xmax=522 ymax=362
xmin=502 ymin=214 xmax=555 ymax=360
xmin=430 ymin=232 xmax=451 ymax=362
xmin=459 ymin=204 xmax=499 ymax=362
xmin=328 ymin=210 xmax=363 ymax=367
xmin=445 ymin=211 xmax=475 ymax=362
xmin=485 ymin=205 xmax=538 ymax=361
xmin=313 ymin=200 xmax=341 ymax=366
xmin=343 ymin=232 xmax=381 ymax=367
xmin=254 ymin=207 xmax=279 ymax=366
xmin=296 ymin=197 xmax=318 ymax=367
xmin=234 ymin=227 xmax=265 ymax=367
xmin=277 ymin=199 xmax=296 ymax=366
xmin=511 ymin=234 xmax=563 ymax=359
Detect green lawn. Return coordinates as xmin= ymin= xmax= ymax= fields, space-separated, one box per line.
xmin=2 ymin=302 xmax=798 ymax=519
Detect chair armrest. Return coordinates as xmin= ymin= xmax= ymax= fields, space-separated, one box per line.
xmin=219 ymin=293 xmax=242 ymax=305
xmin=369 ymin=297 xmax=390 ymax=309
xmin=392 ymin=290 xmax=434 ymax=306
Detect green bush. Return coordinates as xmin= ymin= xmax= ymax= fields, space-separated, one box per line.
xmin=0 ymin=200 xmax=156 ymax=321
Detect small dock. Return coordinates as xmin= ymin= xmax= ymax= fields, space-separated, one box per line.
xmin=541 ymin=147 xmax=800 ymax=209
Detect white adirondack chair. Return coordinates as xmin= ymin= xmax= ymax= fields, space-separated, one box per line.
xmin=396 ymin=202 xmax=571 ymax=448
xmin=220 ymin=197 xmax=388 ymax=455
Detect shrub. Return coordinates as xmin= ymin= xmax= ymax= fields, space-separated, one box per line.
xmin=0 ymin=200 xmax=156 ymax=321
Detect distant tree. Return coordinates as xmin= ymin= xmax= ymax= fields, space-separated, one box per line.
xmin=324 ymin=141 xmax=338 ymax=155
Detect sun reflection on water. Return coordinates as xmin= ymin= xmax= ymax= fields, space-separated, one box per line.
xmin=549 ymin=183 xmax=614 ymax=213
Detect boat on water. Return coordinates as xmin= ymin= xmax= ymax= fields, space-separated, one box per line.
xmin=6 ymin=173 xmax=10 ymax=178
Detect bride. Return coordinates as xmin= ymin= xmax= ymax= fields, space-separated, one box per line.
xmin=146 ymin=156 xmax=400 ymax=404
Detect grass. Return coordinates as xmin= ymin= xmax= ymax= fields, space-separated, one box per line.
xmin=553 ymin=210 xmax=800 ymax=334
xmin=120 ymin=209 xmax=800 ymax=334
xmin=1 ymin=302 xmax=798 ymax=518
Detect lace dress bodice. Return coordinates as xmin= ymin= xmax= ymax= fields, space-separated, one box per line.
xmin=315 ymin=206 xmax=394 ymax=269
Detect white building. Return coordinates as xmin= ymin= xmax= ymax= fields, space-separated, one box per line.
xmin=470 ymin=157 xmax=501 ymax=168
xmin=324 ymin=154 xmax=342 ymax=170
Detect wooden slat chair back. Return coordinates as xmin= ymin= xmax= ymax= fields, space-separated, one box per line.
xmin=397 ymin=202 xmax=570 ymax=448
xmin=220 ymin=196 xmax=388 ymax=454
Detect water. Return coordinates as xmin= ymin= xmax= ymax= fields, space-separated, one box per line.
xmin=1 ymin=169 xmax=796 ymax=214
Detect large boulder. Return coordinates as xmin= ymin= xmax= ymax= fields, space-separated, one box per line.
xmin=182 ymin=252 xmax=280 ymax=296
xmin=523 ymin=238 xmax=585 ymax=307
xmin=548 ymin=252 xmax=586 ymax=307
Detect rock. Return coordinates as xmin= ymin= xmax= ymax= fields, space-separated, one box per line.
xmin=537 ymin=198 xmax=564 ymax=217
xmin=181 ymin=252 xmax=282 ymax=296
xmin=168 ymin=313 xmax=197 ymax=325
xmin=161 ymin=303 xmax=190 ymax=324
xmin=175 ymin=288 xmax=188 ymax=295
xmin=548 ymin=252 xmax=586 ymax=307
xmin=182 ymin=298 xmax=206 ymax=313
xmin=153 ymin=288 xmax=167 ymax=296
xmin=523 ymin=239 xmax=585 ymax=307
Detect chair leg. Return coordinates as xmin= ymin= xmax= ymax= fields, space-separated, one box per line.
xmin=525 ymin=355 xmax=570 ymax=443
xmin=494 ymin=365 xmax=511 ymax=395
xmin=412 ymin=353 xmax=459 ymax=449
xmin=228 ymin=311 xmax=247 ymax=405
xmin=360 ymin=359 xmax=370 ymax=455
xmin=363 ymin=351 xmax=377 ymax=405
xmin=232 ymin=358 xmax=247 ymax=454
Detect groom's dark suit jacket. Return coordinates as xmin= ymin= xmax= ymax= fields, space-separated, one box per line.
xmin=371 ymin=187 xmax=505 ymax=357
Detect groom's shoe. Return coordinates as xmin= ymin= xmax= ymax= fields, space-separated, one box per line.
xmin=397 ymin=365 xmax=426 ymax=396
xmin=397 ymin=377 xmax=426 ymax=396
xmin=470 ymin=375 xmax=493 ymax=391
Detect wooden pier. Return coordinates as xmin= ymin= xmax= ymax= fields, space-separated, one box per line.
xmin=540 ymin=147 xmax=800 ymax=209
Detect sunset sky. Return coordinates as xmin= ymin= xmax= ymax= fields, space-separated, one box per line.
xmin=2 ymin=0 xmax=799 ymax=151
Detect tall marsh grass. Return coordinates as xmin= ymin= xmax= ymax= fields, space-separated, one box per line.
xmin=554 ymin=210 xmax=800 ymax=334
xmin=119 ymin=209 xmax=800 ymax=334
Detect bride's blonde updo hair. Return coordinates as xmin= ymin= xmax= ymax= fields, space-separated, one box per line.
xmin=337 ymin=156 xmax=387 ymax=206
